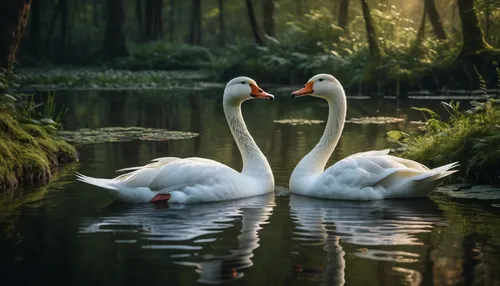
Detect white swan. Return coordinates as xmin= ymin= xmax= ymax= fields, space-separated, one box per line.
xmin=289 ymin=74 xmax=459 ymax=200
xmin=76 ymin=76 xmax=275 ymax=203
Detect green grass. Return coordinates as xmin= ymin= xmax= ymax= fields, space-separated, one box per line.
xmin=389 ymin=98 xmax=500 ymax=184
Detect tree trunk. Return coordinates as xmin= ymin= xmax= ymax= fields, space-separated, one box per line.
xmin=144 ymin=0 xmax=154 ymax=40
xmin=103 ymin=0 xmax=128 ymax=59
xmin=360 ymin=0 xmax=380 ymax=57
xmin=411 ymin=1 xmax=427 ymax=55
xmin=338 ymin=0 xmax=349 ymax=33
xmin=169 ymin=0 xmax=175 ymax=42
xmin=40 ymin=0 xmax=62 ymax=57
xmin=218 ymin=0 xmax=225 ymax=46
xmin=58 ymin=0 xmax=68 ymax=60
xmin=153 ymin=0 xmax=163 ymax=39
xmin=457 ymin=0 xmax=491 ymax=55
xmin=0 ymin=0 xmax=31 ymax=71
xmin=245 ymin=0 xmax=265 ymax=45
xmin=189 ymin=0 xmax=202 ymax=45
xmin=135 ymin=0 xmax=143 ymax=39
xmin=263 ymin=0 xmax=275 ymax=37
xmin=425 ymin=0 xmax=447 ymax=40
xmin=29 ymin=0 xmax=41 ymax=49
xmin=484 ymin=0 xmax=490 ymax=42
xmin=296 ymin=0 xmax=304 ymax=16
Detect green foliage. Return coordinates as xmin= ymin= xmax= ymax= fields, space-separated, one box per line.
xmin=389 ymin=97 xmax=500 ymax=184
xmin=217 ymin=5 xmax=460 ymax=89
xmin=114 ymin=42 xmax=213 ymax=70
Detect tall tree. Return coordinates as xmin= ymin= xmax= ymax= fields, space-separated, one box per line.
xmin=189 ymin=0 xmax=202 ymax=45
xmin=263 ymin=0 xmax=275 ymax=37
xmin=58 ymin=0 xmax=68 ymax=60
xmin=0 ymin=0 xmax=31 ymax=70
xmin=360 ymin=0 xmax=380 ymax=57
xmin=135 ymin=0 xmax=143 ymax=39
xmin=218 ymin=0 xmax=225 ymax=45
xmin=245 ymin=0 xmax=265 ymax=45
xmin=144 ymin=0 xmax=163 ymax=41
xmin=484 ymin=0 xmax=490 ymax=42
xmin=456 ymin=0 xmax=491 ymax=55
xmin=411 ymin=1 xmax=427 ymax=55
xmin=338 ymin=0 xmax=349 ymax=33
xmin=103 ymin=0 xmax=128 ymax=59
xmin=153 ymin=0 xmax=163 ymax=39
xmin=169 ymin=0 xmax=175 ymax=42
xmin=425 ymin=0 xmax=447 ymax=40
xmin=29 ymin=0 xmax=41 ymax=49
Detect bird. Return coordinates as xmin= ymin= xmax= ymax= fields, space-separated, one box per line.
xmin=288 ymin=73 xmax=458 ymax=200
xmin=76 ymin=76 xmax=275 ymax=203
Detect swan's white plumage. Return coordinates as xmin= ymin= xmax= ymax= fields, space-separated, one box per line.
xmin=76 ymin=77 xmax=274 ymax=203
xmin=290 ymin=74 xmax=459 ymax=200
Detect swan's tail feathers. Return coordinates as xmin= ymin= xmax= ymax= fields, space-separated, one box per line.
xmin=75 ymin=172 xmax=120 ymax=191
xmin=412 ymin=162 xmax=460 ymax=182
xmin=399 ymin=162 xmax=460 ymax=198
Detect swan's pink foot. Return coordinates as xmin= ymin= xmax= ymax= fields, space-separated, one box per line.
xmin=150 ymin=194 xmax=171 ymax=204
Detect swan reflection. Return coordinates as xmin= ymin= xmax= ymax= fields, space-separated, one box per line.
xmin=79 ymin=194 xmax=275 ymax=284
xmin=290 ymin=195 xmax=444 ymax=285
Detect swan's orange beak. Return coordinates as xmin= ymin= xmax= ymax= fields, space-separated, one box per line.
xmin=291 ymin=81 xmax=314 ymax=98
xmin=250 ymin=83 xmax=274 ymax=100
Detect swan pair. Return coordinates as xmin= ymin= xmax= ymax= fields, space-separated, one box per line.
xmin=76 ymin=74 xmax=458 ymax=203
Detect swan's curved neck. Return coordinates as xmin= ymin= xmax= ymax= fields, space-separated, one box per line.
xmin=223 ymin=100 xmax=273 ymax=181
xmin=293 ymin=92 xmax=347 ymax=177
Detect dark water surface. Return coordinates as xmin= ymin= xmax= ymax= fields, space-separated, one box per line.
xmin=1 ymin=87 xmax=500 ymax=285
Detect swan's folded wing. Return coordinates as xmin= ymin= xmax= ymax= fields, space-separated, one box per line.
xmin=116 ymin=157 xmax=182 ymax=172
xmin=147 ymin=159 xmax=243 ymax=201
xmin=317 ymin=155 xmax=421 ymax=191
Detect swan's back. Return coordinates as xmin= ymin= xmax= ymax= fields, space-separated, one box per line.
xmin=301 ymin=151 xmax=458 ymax=200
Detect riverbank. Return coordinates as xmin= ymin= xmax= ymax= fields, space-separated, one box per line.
xmin=0 ymin=113 xmax=78 ymax=190
xmin=0 ymin=70 xmax=78 ymax=190
xmin=390 ymin=98 xmax=500 ymax=185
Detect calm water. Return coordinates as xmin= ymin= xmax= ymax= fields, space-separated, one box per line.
xmin=1 ymin=87 xmax=500 ymax=286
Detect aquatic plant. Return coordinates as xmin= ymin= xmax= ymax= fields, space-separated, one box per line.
xmin=17 ymin=68 xmax=212 ymax=90
xmin=57 ymin=127 xmax=199 ymax=145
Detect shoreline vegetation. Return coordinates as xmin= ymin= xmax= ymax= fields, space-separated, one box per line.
xmin=0 ymin=70 xmax=78 ymax=190
xmin=15 ymin=2 xmax=500 ymax=96
xmin=389 ymin=94 xmax=500 ymax=185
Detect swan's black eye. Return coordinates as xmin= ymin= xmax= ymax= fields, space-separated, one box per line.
xmin=241 ymin=81 xmax=246 ymax=84
xmin=318 ymin=78 xmax=324 ymax=82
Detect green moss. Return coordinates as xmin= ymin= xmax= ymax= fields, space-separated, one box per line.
xmin=0 ymin=113 xmax=78 ymax=190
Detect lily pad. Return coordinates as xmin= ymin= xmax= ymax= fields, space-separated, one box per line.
xmin=273 ymin=119 xmax=325 ymax=125
xmin=435 ymin=184 xmax=500 ymax=200
xmin=57 ymin=126 xmax=198 ymax=144
xmin=345 ymin=117 xmax=405 ymax=124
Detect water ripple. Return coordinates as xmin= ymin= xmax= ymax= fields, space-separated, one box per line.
xmin=289 ymin=195 xmax=445 ymax=285
xmin=290 ymin=195 xmax=444 ymax=246
xmin=78 ymin=194 xmax=275 ymax=284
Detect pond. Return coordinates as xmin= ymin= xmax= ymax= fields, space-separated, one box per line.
xmin=1 ymin=86 xmax=500 ymax=285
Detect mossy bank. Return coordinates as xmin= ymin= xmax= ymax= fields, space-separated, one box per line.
xmin=0 ymin=113 xmax=78 ymax=190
